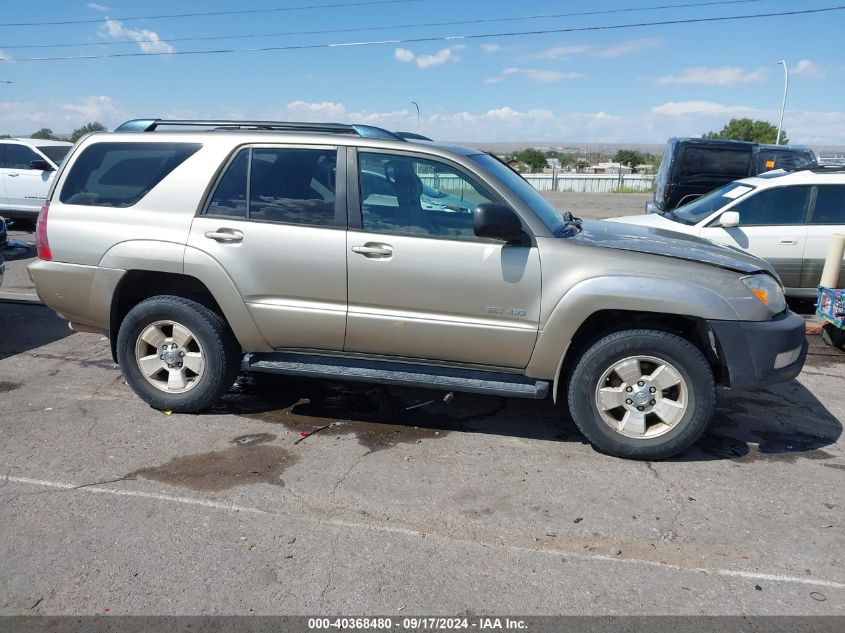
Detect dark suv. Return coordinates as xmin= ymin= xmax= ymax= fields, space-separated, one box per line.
xmin=647 ymin=137 xmax=817 ymax=214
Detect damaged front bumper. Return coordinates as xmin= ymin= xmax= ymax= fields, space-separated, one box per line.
xmin=707 ymin=311 xmax=808 ymax=389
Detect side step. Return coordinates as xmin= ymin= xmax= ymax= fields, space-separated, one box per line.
xmin=243 ymin=353 xmax=549 ymax=399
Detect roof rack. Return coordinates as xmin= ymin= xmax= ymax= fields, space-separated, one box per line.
xmin=114 ymin=119 xmax=405 ymax=141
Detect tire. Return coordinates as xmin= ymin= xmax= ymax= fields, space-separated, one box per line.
xmin=821 ymin=323 xmax=845 ymax=350
xmin=116 ymin=295 xmax=242 ymax=412
xmin=567 ymin=328 xmax=715 ymax=460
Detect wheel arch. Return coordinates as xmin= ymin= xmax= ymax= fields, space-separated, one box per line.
xmin=108 ymin=267 xmax=270 ymax=361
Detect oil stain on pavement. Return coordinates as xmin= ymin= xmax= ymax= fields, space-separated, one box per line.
xmin=130 ymin=433 xmax=297 ymax=491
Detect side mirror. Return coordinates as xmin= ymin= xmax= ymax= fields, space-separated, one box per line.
xmin=720 ymin=211 xmax=740 ymax=228
xmin=473 ymin=203 xmax=524 ymax=242
xmin=30 ymin=159 xmax=54 ymax=172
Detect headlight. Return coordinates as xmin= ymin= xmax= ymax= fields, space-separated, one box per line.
xmin=741 ymin=274 xmax=786 ymax=314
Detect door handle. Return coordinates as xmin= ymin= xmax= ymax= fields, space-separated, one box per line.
xmin=205 ymin=229 xmax=244 ymax=243
xmin=351 ymin=243 xmax=393 ymax=258
xmin=778 ymin=238 xmax=799 ymax=245
xmin=7 ymin=173 xmax=19 ymax=177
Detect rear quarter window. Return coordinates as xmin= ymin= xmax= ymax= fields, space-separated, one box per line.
xmin=60 ymin=142 xmax=201 ymax=207
xmin=679 ymin=147 xmax=751 ymax=180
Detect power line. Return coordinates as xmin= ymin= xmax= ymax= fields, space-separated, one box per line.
xmin=0 ymin=0 xmax=422 ymax=28
xmin=10 ymin=5 xmax=845 ymax=62
xmin=1 ymin=0 xmax=770 ymax=49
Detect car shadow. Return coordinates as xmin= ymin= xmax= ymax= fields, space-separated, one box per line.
xmin=207 ymin=370 xmax=842 ymax=462
xmin=0 ymin=302 xmax=73 ymax=362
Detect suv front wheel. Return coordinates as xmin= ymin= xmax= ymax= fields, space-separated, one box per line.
xmin=116 ymin=295 xmax=241 ymax=412
xmin=567 ymin=328 xmax=715 ymax=460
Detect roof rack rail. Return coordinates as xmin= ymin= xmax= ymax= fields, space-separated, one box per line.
xmin=802 ymin=162 xmax=845 ymax=173
xmin=114 ymin=118 xmax=404 ymax=140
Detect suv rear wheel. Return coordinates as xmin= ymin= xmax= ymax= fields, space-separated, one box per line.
xmin=567 ymin=329 xmax=714 ymax=460
xmin=116 ymin=295 xmax=241 ymax=412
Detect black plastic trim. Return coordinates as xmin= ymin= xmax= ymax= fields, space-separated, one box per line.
xmin=707 ymin=311 xmax=808 ymax=389
xmin=244 ymin=352 xmax=549 ymax=399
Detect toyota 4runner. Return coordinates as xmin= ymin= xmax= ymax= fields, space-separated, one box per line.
xmin=29 ymin=119 xmax=808 ymax=459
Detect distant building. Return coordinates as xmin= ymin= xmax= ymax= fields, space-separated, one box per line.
xmin=545 ymin=158 xmax=561 ymax=169
xmin=586 ymin=162 xmax=632 ymax=174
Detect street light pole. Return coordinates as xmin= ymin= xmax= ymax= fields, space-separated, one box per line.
xmin=410 ymin=101 xmax=420 ymax=131
xmin=776 ymin=60 xmax=789 ymax=145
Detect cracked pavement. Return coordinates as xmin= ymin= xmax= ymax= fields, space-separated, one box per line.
xmin=1 ymin=196 xmax=844 ymax=616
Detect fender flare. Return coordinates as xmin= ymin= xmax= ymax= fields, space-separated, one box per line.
xmin=525 ymin=274 xmax=739 ymax=382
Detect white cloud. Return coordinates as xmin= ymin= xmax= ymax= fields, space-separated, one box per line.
xmin=100 ymin=18 xmax=175 ymax=55
xmin=793 ymin=59 xmax=827 ymax=79
xmin=61 ymin=95 xmax=124 ymax=125
xmin=656 ymin=66 xmax=768 ymax=87
xmin=534 ymin=38 xmax=662 ymax=60
xmin=593 ymin=38 xmax=662 ymax=58
xmin=480 ymin=44 xmax=500 ymax=54
xmin=86 ymin=3 xmax=109 ymax=10
xmin=534 ymin=45 xmax=592 ymax=61
xmin=393 ymin=46 xmax=463 ymax=69
xmin=485 ymin=67 xmax=582 ymax=84
xmin=650 ymin=100 xmax=755 ymax=117
xmin=394 ymin=48 xmax=415 ymax=63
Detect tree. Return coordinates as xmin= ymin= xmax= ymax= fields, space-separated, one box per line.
xmin=31 ymin=128 xmax=59 ymax=140
xmin=704 ymin=118 xmax=787 ymax=145
xmin=70 ymin=121 xmax=107 ymax=143
xmin=513 ymin=148 xmax=548 ymax=172
xmin=613 ymin=149 xmax=646 ymax=167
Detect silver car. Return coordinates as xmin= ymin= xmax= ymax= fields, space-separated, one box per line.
xmin=29 ymin=119 xmax=808 ymax=460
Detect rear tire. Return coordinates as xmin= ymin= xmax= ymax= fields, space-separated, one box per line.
xmin=567 ymin=328 xmax=714 ymax=460
xmin=116 ymin=295 xmax=241 ymax=412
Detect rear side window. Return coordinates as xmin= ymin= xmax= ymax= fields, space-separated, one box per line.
xmin=731 ymin=185 xmax=812 ymax=226
xmin=811 ymin=185 xmax=845 ymax=225
xmin=37 ymin=145 xmax=71 ymax=166
xmin=60 ymin=142 xmax=201 ymax=207
xmin=205 ymin=146 xmax=338 ymax=227
xmin=680 ymin=147 xmax=751 ymax=179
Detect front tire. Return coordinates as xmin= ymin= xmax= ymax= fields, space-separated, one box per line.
xmin=116 ymin=295 xmax=241 ymax=412
xmin=567 ymin=329 xmax=714 ymax=460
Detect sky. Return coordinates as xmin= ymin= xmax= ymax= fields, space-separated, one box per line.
xmin=0 ymin=0 xmax=844 ymax=145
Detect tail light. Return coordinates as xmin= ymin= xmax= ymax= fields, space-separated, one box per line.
xmin=662 ymin=184 xmax=671 ymax=201
xmin=36 ymin=201 xmax=52 ymax=261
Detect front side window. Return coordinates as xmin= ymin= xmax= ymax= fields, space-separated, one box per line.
xmin=4 ymin=144 xmax=40 ymax=169
xmin=674 ymin=182 xmax=755 ymax=225
xmin=60 ymin=142 xmax=201 ymax=207
xmin=811 ymin=185 xmax=845 ymax=225
xmin=731 ymin=185 xmax=812 ymax=226
xmin=359 ymin=152 xmax=494 ymax=238
xmin=206 ymin=146 xmax=337 ymax=227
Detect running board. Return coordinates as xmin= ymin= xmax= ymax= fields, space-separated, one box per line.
xmin=243 ymin=353 xmax=549 ymax=399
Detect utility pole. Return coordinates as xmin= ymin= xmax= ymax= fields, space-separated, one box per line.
xmin=776 ymin=60 xmax=789 ymax=145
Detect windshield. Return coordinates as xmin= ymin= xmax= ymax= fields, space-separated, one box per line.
xmin=471 ymin=153 xmax=565 ymax=233
xmin=673 ymin=182 xmax=755 ymax=225
xmin=37 ymin=145 xmax=71 ymax=166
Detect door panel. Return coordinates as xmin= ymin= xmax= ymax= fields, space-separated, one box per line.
xmin=188 ymin=144 xmax=347 ymax=351
xmin=3 ymin=144 xmax=51 ymax=213
xmin=345 ymin=150 xmax=540 ymax=368
xmin=699 ymin=185 xmax=812 ymax=289
xmin=346 ymin=231 xmax=541 ymax=367
xmin=802 ymin=185 xmax=845 ymax=288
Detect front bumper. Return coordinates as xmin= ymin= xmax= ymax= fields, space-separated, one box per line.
xmin=707 ymin=311 xmax=808 ymax=389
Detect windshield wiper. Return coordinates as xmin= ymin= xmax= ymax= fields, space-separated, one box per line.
xmin=555 ymin=211 xmax=583 ymax=237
